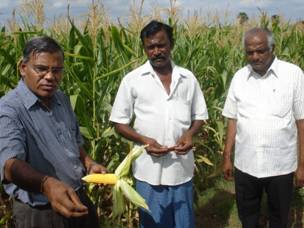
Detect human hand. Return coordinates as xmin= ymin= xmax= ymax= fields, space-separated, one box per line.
xmin=42 ymin=177 xmax=88 ymax=218
xmin=222 ymin=157 xmax=233 ymax=181
xmin=295 ymin=166 xmax=304 ymax=187
xmin=142 ymin=137 xmax=173 ymax=157
xmin=174 ymin=133 xmax=193 ymax=155
xmin=87 ymin=162 xmax=107 ymax=174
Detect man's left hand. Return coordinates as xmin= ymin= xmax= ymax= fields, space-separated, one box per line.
xmin=174 ymin=133 xmax=193 ymax=155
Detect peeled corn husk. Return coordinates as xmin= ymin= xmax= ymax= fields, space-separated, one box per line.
xmin=82 ymin=145 xmax=149 ymax=218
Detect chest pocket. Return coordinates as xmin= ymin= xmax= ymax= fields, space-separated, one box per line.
xmin=271 ymin=89 xmax=293 ymax=118
xmin=172 ymin=99 xmax=191 ymax=125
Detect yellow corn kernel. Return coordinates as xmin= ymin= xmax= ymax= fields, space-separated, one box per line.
xmin=82 ymin=173 xmax=117 ymax=185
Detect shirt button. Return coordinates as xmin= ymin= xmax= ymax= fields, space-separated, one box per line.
xmin=74 ymin=165 xmax=78 ymax=169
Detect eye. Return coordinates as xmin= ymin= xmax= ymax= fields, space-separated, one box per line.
xmin=52 ymin=67 xmax=64 ymax=74
xmin=34 ymin=65 xmax=48 ymax=73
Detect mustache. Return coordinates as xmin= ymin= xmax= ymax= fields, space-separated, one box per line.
xmin=151 ymin=55 xmax=166 ymax=61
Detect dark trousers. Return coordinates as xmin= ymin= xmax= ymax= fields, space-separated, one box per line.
xmin=13 ymin=187 xmax=100 ymax=228
xmin=234 ymin=168 xmax=293 ymax=228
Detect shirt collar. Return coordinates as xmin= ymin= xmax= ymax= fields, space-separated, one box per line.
xmin=140 ymin=60 xmax=187 ymax=79
xmin=247 ymin=57 xmax=279 ymax=79
xmin=16 ymin=79 xmax=61 ymax=110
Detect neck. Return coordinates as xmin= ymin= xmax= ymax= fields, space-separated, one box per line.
xmin=40 ymin=97 xmax=53 ymax=111
xmin=153 ymin=64 xmax=172 ymax=77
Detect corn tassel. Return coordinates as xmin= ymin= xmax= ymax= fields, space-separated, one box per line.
xmin=82 ymin=173 xmax=117 ymax=185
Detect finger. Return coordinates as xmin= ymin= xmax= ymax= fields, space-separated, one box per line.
xmin=90 ymin=165 xmax=107 ymax=174
xmin=175 ymin=150 xmax=188 ymax=155
xmin=67 ymin=189 xmax=88 ymax=211
xmin=149 ymin=152 xmax=164 ymax=157
xmin=149 ymin=147 xmax=169 ymax=154
xmin=175 ymin=144 xmax=192 ymax=152
xmin=56 ymin=203 xmax=88 ymax=218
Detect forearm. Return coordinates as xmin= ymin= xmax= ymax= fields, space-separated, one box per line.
xmin=187 ymin=120 xmax=205 ymax=136
xmin=296 ymin=119 xmax=304 ymax=167
xmin=114 ymin=123 xmax=146 ymax=144
xmin=223 ymin=118 xmax=237 ymax=160
xmin=4 ymin=158 xmax=46 ymax=193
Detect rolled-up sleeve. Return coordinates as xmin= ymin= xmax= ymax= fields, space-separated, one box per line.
xmin=0 ymin=111 xmax=26 ymax=182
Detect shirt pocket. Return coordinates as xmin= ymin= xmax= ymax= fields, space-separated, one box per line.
xmin=271 ymin=92 xmax=292 ymax=118
xmin=172 ymin=99 xmax=191 ymax=126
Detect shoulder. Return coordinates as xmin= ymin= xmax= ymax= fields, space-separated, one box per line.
xmin=54 ymin=90 xmax=73 ymax=109
xmin=124 ymin=64 xmax=146 ymax=79
xmin=0 ymin=90 xmax=23 ymax=125
xmin=0 ymin=88 xmax=20 ymax=113
xmin=120 ymin=63 xmax=150 ymax=88
xmin=229 ymin=66 xmax=249 ymax=84
xmin=276 ymin=58 xmax=303 ymax=73
xmin=174 ymin=64 xmax=198 ymax=82
xmin=234 ymin=65 xmax=250 ymax=79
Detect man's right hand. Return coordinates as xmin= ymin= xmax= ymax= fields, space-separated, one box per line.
xmin=222 ymin=157 xmax=234 ymax=181
xmin=42 ymin=177 xmax=88 ymax=218
xmin=143 ymin=137 xmax=174 ymax=157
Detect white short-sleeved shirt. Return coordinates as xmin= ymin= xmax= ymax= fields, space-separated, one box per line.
xmin=223 ymin=58 xmax=304 ymax=178
xmin=110 ymin=61 xmax=208 ymax=185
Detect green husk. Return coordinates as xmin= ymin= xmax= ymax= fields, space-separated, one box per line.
xmin=112 ymin=145 xmax=149 ymax=218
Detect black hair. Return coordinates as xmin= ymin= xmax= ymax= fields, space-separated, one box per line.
xmin=140 ymin=20 xmax=174 ymax=47
xmin=22 ymin=36 xmax=64 ymax=63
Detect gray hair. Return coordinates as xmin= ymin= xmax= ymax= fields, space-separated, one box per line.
xmin=242 ymin=28 xmax=275 ymax=51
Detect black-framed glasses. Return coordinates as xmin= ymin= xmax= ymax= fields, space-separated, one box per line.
xmin=29 ymin=64 xmax=64 ymax=76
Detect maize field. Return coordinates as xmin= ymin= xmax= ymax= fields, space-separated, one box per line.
xmin=1 ymin=0 xmax=304 ymax=227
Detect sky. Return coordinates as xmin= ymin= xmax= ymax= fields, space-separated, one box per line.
xmin=0 ymin=0 xmax=303 ymax=26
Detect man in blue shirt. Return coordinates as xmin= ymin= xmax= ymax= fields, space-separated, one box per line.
xmin=0 ymin=36 xmax=106 ymax=228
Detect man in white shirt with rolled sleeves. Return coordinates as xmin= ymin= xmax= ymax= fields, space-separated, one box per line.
xmin=222 ymin=27 xmax=304 ymax=228
xmin=110 ymin=20 xmax=208 ymax=228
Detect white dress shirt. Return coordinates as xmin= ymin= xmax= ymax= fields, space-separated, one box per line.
xmin=110 ymin=61 xmax=208 ymax=185
xmin=223 ymin=57 xmax=304 ymax=178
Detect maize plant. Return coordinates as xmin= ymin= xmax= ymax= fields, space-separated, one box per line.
xmin=82 ymin=145 xmax=149 ymax=218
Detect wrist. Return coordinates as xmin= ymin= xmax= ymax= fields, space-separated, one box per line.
xmin=40 ymin=175 xmax=50 ymax=194
xmin=223 ymin=151 xmax=231 ymax=160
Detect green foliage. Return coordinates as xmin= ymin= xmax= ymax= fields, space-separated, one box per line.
xmin=1 ymin=15 xmax=304 ymax=227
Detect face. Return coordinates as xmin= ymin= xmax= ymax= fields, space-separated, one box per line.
xmin=245 ymin=32 xmax=274 ymax=76
xmin=20 ymin=52 xmax=64 ymax=101
xmin=143 ymin=29 xmax=173 ymax=70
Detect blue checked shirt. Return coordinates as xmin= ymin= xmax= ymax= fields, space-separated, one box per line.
xmin=0 ymin=80 xmax=85 ymax=206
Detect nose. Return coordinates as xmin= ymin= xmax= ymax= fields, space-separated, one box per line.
xmin=152 ymin=46 xmax=161 ymax=55
xmin=251 ymin=51 xmax=260 ymax=61
xmin=43 ymin=70 xmax=56 ymax=80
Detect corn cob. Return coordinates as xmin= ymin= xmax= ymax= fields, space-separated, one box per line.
xmin=82 ymin=173 xmax=117 ymax=184
xmin=82 ymin=145 xmax=149 ymax=218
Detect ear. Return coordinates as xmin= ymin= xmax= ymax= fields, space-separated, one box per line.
xmin=18 ymin=60 xmax=26 ymax=78
xmin=271 ymin=44 xmax=275 ymax=52
xmin=170 ymin=40 xmax=175 ymax=50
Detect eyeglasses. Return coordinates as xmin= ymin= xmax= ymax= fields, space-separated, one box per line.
xmin=28 ymin=64 xmax=64 ymax=76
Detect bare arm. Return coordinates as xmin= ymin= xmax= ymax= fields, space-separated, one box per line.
xmin=4 ymin=158 xmax=88 ymax=218
xmin=113 ymin=123 xmax=171 ymax=156
xmin=175 ymin=120 xmax=205 ymax=154
xmin=296 ymin=119 xmax=304 ymax=187
xmin=222 ymin=118 xmax=237 ymax=180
